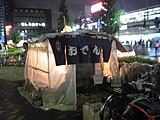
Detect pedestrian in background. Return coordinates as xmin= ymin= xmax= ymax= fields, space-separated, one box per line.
xmin=21 ymin=42 xmax=28 ymax=64
xmin=155 ymin=40 xmax=159 ymax=55
xmin=150 ymin=40 xmax=153 ymax=48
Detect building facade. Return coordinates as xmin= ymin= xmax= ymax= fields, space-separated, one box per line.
xmin=0 ymin=0 xmax=5 ymax=42
xmin=0 ymin=0 xmax=52 ymax=43
xmin=117 ymin=4 xmax=160 ymax=43
xmin=0 ymin=0 xmax=14 ymax=43
xmin=13 ymin=8 xmax=52 ymax=39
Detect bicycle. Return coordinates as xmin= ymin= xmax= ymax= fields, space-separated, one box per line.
xmin=99 ymin=74 xmax=160 ymax=120
xmin=99 ymin=83 xmax=142 ymax=120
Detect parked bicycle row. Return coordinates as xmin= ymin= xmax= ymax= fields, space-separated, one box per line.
xmin=100 ymin=63 xmax=160 ymax=120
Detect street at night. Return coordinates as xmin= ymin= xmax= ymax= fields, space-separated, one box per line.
xmin=1 ymin=0 xmax=160 ymax=120
xmin=0 ymin=80 xmax=83 ymax=120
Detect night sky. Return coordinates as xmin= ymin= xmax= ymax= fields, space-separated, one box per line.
xmin=15 ymin=0 xmax=160 ymax=30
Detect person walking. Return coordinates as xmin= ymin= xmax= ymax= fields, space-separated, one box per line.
xmin=155 ymin=40 xmax=159 ymax=56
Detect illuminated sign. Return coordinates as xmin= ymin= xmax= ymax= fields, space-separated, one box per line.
xmin=0 ymin=36 xmax=4 ymax=42
xmin=5 ymin=25 xmax=12 ymax=32
xmin=91 ymin=2 xmax=108 ymax=13
xmin=91 ymin=2 xmax=103 ymax=13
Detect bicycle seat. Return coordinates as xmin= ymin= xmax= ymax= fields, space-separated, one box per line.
xmin=142 ymin=83 xmax=155 ymax=90
xmin=142 ymin=82 xmax=160 ymax=94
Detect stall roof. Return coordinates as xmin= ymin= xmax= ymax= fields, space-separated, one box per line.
xmin=29 ymin=30 xmax=111 ymax=42
xmin=29 ymin=30 xmax=127 ymax=52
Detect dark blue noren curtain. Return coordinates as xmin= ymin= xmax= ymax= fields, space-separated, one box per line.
xmin=101 ymin=39 xmax=112 ymax=62
xmin=49 ymin=37 xmax=66 ymax=65
xmin=65 ymin=36 xmax=80 ymax=64
xmin=49 ymin=36 xmax=112 ymax=66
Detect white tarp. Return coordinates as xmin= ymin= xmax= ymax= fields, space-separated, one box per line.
xmin=24 ymin=40 xmax=77 ymax=111
xmin=21 ymin=31 xmax=123 ymax=111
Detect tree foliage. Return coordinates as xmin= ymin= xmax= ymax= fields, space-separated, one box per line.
xmin=57 ymin=0 xmax=73 ymax=32
xmin=101 ymin=0 xmax=123 ymax=34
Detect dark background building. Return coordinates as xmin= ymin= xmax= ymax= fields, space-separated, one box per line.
xmin=1 ymin=0 xmax=160 ymax=42
xmin=5 ymin=0 xmax=14 ymax=26
xmin=13 ymin=8 xmax=52 ymax=39
xmin=0 ymin=0 xmax=5 ymax=42
xmin=0 ymin=0 xmax=52 ymax=43
xmin=0 ymin=0 xmax=14 ymax=43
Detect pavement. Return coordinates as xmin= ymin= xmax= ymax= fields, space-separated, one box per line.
xmin=0 ymin=77 xmax=109 ymax=120
xmin=0 ymin=66 xmax=24 ymax=81
xmin=0 ymin=79 xmax=83 ymax=120
xmin=1 ymin=47 xmax=159 ymax=120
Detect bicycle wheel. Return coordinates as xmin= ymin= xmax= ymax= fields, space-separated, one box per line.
xmin=100 ymin=93 xmax=127 ymax=120
xmin=101 ymin=105 xmax=111 ymax=120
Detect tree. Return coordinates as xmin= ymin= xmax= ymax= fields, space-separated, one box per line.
xmin=57 ymin=0 xmax=73 ymax=32
xmin=37 ymin=26 xmax=46 ymax=35
xmin=101 ymin=0 xmax=123 ymax=35
xmin=14 ymin=34 xmax=20 ymax=43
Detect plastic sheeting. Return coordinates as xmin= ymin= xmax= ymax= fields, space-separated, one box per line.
xmin=23 ymin=33 xmax=120 ymax=111
xmin=24 ymin=40 xmax=77 ymax=111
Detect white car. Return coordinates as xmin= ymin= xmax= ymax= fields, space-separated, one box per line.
xmin=16 ymin=40 xmax=28 ymax=48
xmin=117 ymin=44 xmax=136 ymax=58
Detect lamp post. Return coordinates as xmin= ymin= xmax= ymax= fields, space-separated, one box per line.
xmin=4 ymin=24 xmax=7 ymax=45
xmin=3 ymin=0 xmax=7 ymax=45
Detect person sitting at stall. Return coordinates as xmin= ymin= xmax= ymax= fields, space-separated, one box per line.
xmin=21 ymin=42 xmax=28 ymax=64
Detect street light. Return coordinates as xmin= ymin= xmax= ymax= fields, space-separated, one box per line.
xmin=5 ymin=25 xmax=12 ymax=37
xmin=5 ymin=25 xmax=12 ymax=32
